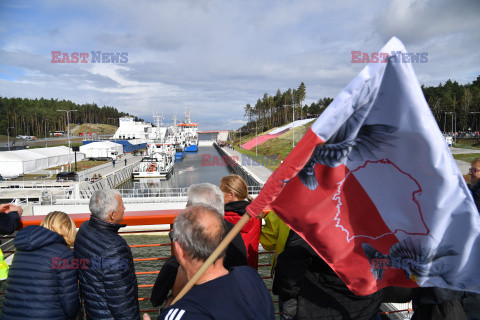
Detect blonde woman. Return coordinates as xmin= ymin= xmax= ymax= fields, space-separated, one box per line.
xmin=220 ymin=174 xmax=261 ymax=269
xmin=1 ymin=211 xmax=80 ymax=320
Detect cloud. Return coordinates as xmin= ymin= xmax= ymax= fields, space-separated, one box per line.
xmin=0 ymin=0 xmax=479 ymax=130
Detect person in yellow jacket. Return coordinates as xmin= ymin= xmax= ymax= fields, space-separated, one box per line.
xmin=0 ymin=248 xmax=9 ymax=280
xmin=259 ymin=210 xmax=290 ymax=277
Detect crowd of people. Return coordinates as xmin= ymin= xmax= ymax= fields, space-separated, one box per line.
xmin=0 ymin=170 xmax=479 ymax=319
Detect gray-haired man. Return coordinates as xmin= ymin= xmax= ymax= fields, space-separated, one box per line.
xmin=74 ymin=189 xmax=140 ymax=320
xmin=150 ymin=183 xmax=248 ymax=307
xmin=145 ymin=205 xmax=275 ymax=320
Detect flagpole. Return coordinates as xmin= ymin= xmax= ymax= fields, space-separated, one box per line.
xmin=171 ymin=213 xmax=252 ymax=305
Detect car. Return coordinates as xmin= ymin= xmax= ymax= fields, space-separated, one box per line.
xmin=56 ymin=171 xmax=78 ymax=181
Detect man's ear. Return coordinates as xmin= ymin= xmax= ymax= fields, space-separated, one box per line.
xmin=107 ymin=210 xmax=116 ymax=222
xmin=174 ymin=242 xmax=187 ymax=266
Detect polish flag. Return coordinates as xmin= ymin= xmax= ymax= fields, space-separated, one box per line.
xmin=247 ymin=37 xmax=480 ymax=295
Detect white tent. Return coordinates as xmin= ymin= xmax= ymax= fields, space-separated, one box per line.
xmin=80 ymin=141 xmax=123 ymax=160
xmin=0 ymin=152 xmax=25 ymax=178
xmin=0 ymin=146 xmax=82 ymax=179
xmin=7 ymin=150 xmax=49 ymax=174
xmin=28 ymin=146 xmax=83 ymax=168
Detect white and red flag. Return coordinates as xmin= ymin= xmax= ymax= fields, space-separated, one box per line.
xmin=246 ymin=37 xmax=480 ymax=295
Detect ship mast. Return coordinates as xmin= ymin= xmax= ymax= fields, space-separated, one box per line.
xmin=153 ymin=112 xmax=164 ymax=141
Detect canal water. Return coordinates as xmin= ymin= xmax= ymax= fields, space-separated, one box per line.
xmin=116 ymin=144 xmax=233 ymax=191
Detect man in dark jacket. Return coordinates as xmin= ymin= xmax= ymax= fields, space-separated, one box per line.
xmin=74 ymin=189 xmax=140 ymax=320
xmin=274 ymin=230 xmax=383 ymax=320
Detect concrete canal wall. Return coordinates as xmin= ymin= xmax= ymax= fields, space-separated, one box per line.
xmin=213 ymin=143 xmax=272 ymax=186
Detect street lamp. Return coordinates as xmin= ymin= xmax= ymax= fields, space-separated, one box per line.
xmin=255 ymin=118 xmax=258 ymax=157
xmin=469 ymin=112 xmax=480 ymax=134
xmin=45 ymin=119 xmax=48 ymax=148
xmin=444 ymin=111 xmax=456 ymax=144
xmin=58 ymin=109 xmax=77 ymax=171
xmin=7 ymin=126 xmax=14 ymax=151
xmin=283 ymin=102 xmax=296 ymax=148
xmin=108 ymin=118 xmax=117 ymax=141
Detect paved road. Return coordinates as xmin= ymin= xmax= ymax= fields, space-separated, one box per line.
xmin=450 ymin=147 xmax=480 ymax=175
xmin=449 ymin=147 xmax=480 ymax=155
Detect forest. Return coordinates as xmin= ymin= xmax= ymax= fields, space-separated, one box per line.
xmin=242 ymin=76 xmax=480 ymax=135
xmin=0 ymin=97 xmax=138 ymax=137
xmin=2 ymin=75 xmax=479 ymax=138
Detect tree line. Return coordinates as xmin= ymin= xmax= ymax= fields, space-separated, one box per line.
xmin=0 ymin=97 xmax=139 ymax=137
xmin=241 ymin=82 xmax=333 ymax=133
xmin=423 ymin=76 xmax=480 ymax=133
xmin=242 ymin=76 xmax=480 ymax=134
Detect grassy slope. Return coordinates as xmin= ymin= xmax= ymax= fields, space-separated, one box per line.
xmin=234 ymin=124 xmax=480 ymax=176
xmin=70 ymin=123 xmax=117 ymax=135
xmin=233 ymin=122 xmax=312 ymax=170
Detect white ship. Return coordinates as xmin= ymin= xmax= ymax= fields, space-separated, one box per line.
xmin=132 ymin=143 xmax=174 ymax=179
xmin=179 ymin=107 xmax=199 ymax=152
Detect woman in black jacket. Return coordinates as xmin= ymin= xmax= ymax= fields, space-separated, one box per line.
xmin=274 ymin=230 xmax=383 ymax=320
xmin=1 ymin=211 xmax=80 ymax=320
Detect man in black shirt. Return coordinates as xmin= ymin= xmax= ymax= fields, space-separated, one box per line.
xmin=150 ymin=183 xmax=248 ymax=307
xmin=145 ymin=205 xmax=274 ymax=320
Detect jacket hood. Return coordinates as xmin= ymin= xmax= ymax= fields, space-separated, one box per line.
xmin=224 ymin=200 xmax=250 ymax=216
xmin=14 ymin=225 xmax=66 ymax=251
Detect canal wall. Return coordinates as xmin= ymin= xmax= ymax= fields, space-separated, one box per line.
xmin=213 ymin=143 xmax=272 ymax=186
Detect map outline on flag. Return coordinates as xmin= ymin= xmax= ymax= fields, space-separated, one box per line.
xmin=333 ymin=158 xmax=430 ymax=243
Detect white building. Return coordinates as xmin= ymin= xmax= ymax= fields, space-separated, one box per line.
xmin=113 ymin=117 xmax=166 ymax=140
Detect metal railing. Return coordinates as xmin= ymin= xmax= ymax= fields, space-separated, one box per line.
xmin=0 ymin=180 xmax=75 ymax=189
xmin=1 ymin=211 xmax=413 ymax=319
xmin=35 ymin=185 xmax=263 ymax=204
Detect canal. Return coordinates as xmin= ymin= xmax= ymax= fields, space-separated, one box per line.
xmin=116 ymin=144 xmax=233 ymax=191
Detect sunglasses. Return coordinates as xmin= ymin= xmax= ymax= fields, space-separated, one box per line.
xmin=469 ymin=168 xmax=480 ymax=174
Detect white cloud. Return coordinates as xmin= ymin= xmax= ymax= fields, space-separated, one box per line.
xmin=0 ymin=0 xmax=479 ymax=130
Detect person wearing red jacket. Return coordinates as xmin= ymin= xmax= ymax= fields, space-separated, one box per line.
xmin=220 ymin=174 xmax=261 ymax=269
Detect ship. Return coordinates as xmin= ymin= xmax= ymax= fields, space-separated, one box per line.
xmin=168 ymin=114 xmax=187 ymax=161
xmin=178 ymin=107 xmax=199 ymax=152
xmin=132 ymin=143 xmax=174 ymax=179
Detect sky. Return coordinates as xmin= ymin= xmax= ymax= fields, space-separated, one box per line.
xmin=0 ymin=0 xmax=479 ymax=130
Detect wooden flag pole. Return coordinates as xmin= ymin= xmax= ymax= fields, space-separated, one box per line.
xmin=171 ymin=213 xmax=252 ymax=305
